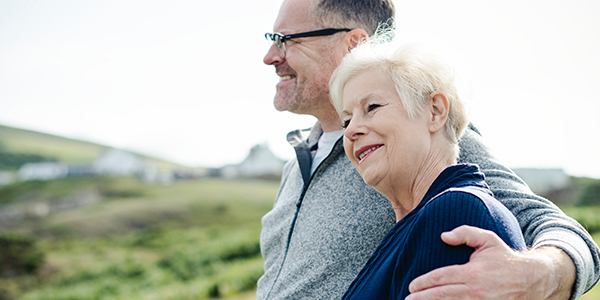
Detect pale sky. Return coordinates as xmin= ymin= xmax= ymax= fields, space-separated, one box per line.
xmin=1 ymin=0 xmax=599 ymax=178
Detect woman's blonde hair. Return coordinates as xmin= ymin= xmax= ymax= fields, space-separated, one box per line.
xmin=329 ymin=28 xmax=468 ymax=157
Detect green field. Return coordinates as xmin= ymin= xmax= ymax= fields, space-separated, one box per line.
xmin=0 ymin=178 xmax=278 ymax=300
xmin=1 ymin=177 xmax=600 ymax=299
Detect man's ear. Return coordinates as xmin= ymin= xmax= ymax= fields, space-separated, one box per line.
xmin=347 ymin=28 xmax=368 ymax=51
xmin=428 ymin=91 xmax=449 ymax=133
xmin=335 ymin=29 xmax=368 ymax=63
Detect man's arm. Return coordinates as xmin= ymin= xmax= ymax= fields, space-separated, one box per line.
xmin=406 ymin=226 xmax=576 ymax=300
xmin=407 ymin=128 xmax=599 ymax=300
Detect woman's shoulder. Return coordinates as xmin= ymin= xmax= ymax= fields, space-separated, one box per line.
xmin=424 ymin=186 xmax=501 ymax=213
xmin=421 ymin=186 xmax=494 ymax=213
xmin=417 ymin=186 xmax=526 ymax=250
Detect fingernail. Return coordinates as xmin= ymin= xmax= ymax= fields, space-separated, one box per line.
xmin=443 ymin=231 xmax=455 ymax=239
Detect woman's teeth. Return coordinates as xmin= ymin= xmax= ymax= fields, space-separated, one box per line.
xmin=359 ymin=145 xmax=381 ymax=160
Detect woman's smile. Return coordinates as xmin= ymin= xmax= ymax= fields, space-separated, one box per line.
xmin=355 ymin=144 xmax=383 ymax=164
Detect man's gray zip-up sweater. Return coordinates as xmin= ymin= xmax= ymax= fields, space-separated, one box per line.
xmin=257 ymin=124 xmax=600 ymax=300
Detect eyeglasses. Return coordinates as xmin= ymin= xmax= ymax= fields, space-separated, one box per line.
xmin=265 ymin=28 xmax=352 ymax=58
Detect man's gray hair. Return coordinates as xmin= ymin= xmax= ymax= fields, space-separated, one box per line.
xmin=310 ymin=0 xmax=395 ymax=36
xmin=329 ymin=29 xmax=468 ymax=157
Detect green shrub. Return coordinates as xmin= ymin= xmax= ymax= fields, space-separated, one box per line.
xmin=55 ymin=256 xmax=149 ymax=288
xmin=158 ymin=234 xmax=261 ymax=282
xmin=219 ymin=241 xmax=261 ymax=262
xmin=0 ymin=233 xmax=45 ymax=278
xmin=561 ymin=206 xmax=600 ymax=234
xmin=158 ymin=249 xmax=215 ymax=281
xmin=579 ymin=181 xmax=600 ymax=206
xmin=0 ymin=279 xmax=18 ymax=300
xmin=206 ymin=257 xmax=264 ymax=298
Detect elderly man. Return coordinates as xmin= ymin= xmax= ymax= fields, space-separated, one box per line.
xmin=258 ymin=0 xmax=599 ymax=299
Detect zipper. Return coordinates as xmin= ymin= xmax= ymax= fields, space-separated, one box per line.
xmin=264 ymin=138 xmax=343 ymax=299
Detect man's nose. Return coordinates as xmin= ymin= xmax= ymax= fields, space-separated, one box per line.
xmin=264 ymin=43 xmax=283 ymax=65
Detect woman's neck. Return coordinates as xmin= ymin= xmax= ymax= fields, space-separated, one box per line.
xmin=381 ymin=143 xmax=456 ymax=222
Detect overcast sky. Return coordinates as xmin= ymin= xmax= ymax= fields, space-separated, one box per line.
xmin=1 ymin=0 xmax=599 ymax=178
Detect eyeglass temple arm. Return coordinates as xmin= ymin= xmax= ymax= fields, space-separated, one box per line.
xmin=286 ymin=28 xmax=352 ymax=39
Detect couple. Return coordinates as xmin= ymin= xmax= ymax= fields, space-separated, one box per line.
xmin=258 ymin=0 xmax=599 ymax=299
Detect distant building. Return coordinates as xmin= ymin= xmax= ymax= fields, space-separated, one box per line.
xmin=139 ymin=164 xmax=175 ymax=185
xmin=94 ymin=148 xmax=144 ymax=176
xmin=220 ymin=164 xmax=239 ymax=179
xmin=16 ymin=148 xmax=172 ymax=184
xmin=512 ymin=168 xmax=570 ymax=194
xmin=222 ymin=144 xmax=286 ymax=179
xmin=19 ymin=162 xmax=69 ymax=181
xmin=66 ymin=163 xmax=95 ymax=177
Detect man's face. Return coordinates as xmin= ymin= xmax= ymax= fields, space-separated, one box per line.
xmin=263 ymin=0 xmax=342 ymax=116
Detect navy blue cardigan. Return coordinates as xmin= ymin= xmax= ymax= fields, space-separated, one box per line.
xmin=342 ymin=164 xmax=526 ymax=300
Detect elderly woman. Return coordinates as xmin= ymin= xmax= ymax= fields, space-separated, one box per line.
xmin=329 ymin=35 xmax=526 ymax=299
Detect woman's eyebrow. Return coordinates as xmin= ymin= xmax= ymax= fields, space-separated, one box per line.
xmin=359 ymin=93 xmax=377 ymax=106
xmin=341 ymin=93 xmax=378 ymax=117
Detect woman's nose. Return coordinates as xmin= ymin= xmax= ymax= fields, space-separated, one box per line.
xmin=344 ymin=118 xmax=367 ymax=141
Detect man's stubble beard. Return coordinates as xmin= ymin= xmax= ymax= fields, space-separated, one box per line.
xmin=274 ymin=66 xmax=333 ymax=117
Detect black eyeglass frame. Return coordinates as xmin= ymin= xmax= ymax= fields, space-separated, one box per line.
xmin=265 ymin=28 xmax=353 ymax=58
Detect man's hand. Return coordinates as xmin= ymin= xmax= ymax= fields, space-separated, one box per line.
xmin=406 ymin=225 xmax=576 ymax=300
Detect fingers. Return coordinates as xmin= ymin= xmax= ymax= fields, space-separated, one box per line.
xmin=406 ymin=283 xmax=469 ymax=300
xmin=441 ymin=225 xmax=502 ymax=249
xmin=408 ymin=264 xmax=466 ymax=294
xmin=407 ymin=225 xmax=515 ymax=299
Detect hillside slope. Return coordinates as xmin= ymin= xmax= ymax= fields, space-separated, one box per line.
xmin=0 ymin=124 xmax=187 ymax=170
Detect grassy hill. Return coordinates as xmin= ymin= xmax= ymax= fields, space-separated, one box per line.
xmin=0 ymin=124 xmax=189 ymax=171
xmin=0 ymin=178 xmax=278 ymax=300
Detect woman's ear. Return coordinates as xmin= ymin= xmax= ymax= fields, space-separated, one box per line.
xmin=428 ymin=91 xmax=449 ymax=133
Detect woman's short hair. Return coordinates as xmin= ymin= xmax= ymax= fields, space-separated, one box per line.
xmin=329 ymin=29 xmax=468 ymax=155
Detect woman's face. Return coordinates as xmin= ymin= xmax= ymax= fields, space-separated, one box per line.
xmin=341 ymin=68 xmax=431 ymax=191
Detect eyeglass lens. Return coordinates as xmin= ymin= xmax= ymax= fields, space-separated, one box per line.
xmin=276 ymin=36 xmax=286 ymax=58
xmin=265 ymin=33 xmax=286 ymax=58
xmin=271 ymin=34 xmax=285 ymax=58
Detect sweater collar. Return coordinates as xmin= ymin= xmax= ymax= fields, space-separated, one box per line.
xmin=421 ymin=164 xmax=491 ymax=204
xmin=286 ymin=121 xmax=332 ymax=152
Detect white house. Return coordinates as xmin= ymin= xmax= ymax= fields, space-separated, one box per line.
xmin=94 ymin=148 xmax=144 ymax=176
xmin=19 ymin=162 xmax=69 ymax=181
xmin=16 ymin=148 xmax=171 ymax=184
xmin=224 ymin=144 xmax=286 ymax=179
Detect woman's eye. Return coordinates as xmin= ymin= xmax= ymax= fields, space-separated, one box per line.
xmin=342 ymin=119 xmax=351 ymax=129
xmin=367 ymin=103 xmax=381 ymax=112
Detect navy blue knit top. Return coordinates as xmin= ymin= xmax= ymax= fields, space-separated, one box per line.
xmin=342 ymin=164 xmax=526 ymax=300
